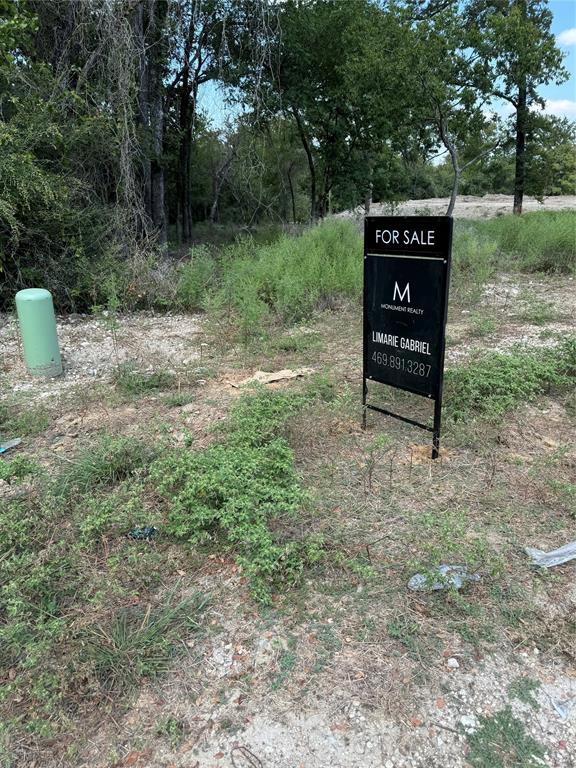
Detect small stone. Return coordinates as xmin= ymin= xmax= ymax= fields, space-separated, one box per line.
xmin=447 ymin=657 xmax=460 ymax=669
xmin=460 ymin=715 xmax=479 ymax=733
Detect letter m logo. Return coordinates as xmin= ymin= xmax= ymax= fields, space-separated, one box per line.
xmin=393 ymin=281 xmax=411 ymax=303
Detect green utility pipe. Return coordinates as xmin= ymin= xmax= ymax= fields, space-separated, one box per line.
xmin=15 ymin=289 xmax=63 ymax=377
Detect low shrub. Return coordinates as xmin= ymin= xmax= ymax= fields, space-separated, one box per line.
xmin=175 ymin=245 xmax=217 ymax=311
xmin=151 ymin=388 xmax=325 ymax=602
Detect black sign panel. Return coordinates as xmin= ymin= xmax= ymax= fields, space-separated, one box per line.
xmin=363 ymin=216 xmax=452 ymax=400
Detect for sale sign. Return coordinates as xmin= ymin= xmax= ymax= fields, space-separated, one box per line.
xmin=362 ymin=216 xmax=452 ymax=456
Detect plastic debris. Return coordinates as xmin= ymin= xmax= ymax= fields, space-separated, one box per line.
xmin=525 ymin=541 xmax=576 ymax=568
xmin=0 ymin=439 xmax=22 ymax=455
xmin=550 ymin=696 xmax=576 ymax=721
xmin=408 ymin=565 xmax=481 ymax=592
xmin=127 ymin=526 xmax=157 ymax=540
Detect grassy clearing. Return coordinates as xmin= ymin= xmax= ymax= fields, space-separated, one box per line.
xmin=170 ymin=210 xmax=574 ymax=343
xmin=0 ymin=383 xmax=355 ymax=755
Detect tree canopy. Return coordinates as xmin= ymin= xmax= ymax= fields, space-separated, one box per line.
xmin=0 ymin=0 xmax=572 ymax=309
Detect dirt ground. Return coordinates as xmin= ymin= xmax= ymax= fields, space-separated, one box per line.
xmin=338 ymin=193 xmax=576 ymax=219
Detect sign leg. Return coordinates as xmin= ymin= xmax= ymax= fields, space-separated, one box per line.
xmin=362 ymin=378 xmax=367 ymax=430
xmin=432 ymin=397 xmax=442 ymax=459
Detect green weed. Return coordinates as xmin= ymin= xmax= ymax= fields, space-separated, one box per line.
xmin=508 ymin=677 xmax=541 ymax=711
xmin=163 ymin=391 xmax=195 ymax=407
xmin=270 ymin=637 xmax=298 ymax=690
xmin=272 ymin=332 xmax=322 ymax=353
xmin=446 ymin=338 xmax=576 ymax=421
xmin=151 ymin=390 xmax=320 ymax=603
xmin=76 ymin=483 xmax=148 ymax=544
xmin=387 ymin=615 xmax=421 ymax=659
xmin=516 ymin=291 xmax=559 ymax=325
xmin=466 ymin=707 xmax=546 ymax=768
xmin=0 ymin=454 xmax=39 ymax=483
xmin=0 ymin=401 xmax=50 ymax=440
xmin=57 ymin=434 xmax=154 ymax=494
xmin=451 ymin=227 xmax=498 ymax=303
xmin=82 ymin=592 xmax=206 ymax=693
xmin=469 ymin=313 xmax=497 ymax=338
xmin=470 ymin=210 xmax=576 ymax=274
xmin=156 ymin=716 xmax=186 ymax=748
xmin=212 ymin=220 xmax=362 ymax=339
xmin=114 ymin=363 xmax=176 ymax=397
xmin=547 ymin=479 xmax=576 ymax=517
xmin=175 ymin=245 xmax=217 ymax=311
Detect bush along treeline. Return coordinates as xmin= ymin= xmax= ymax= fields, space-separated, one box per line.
xmin=0 ymin=0 xmax=574 ymax=311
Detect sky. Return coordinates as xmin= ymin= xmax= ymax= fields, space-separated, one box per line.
xmin=198 ymin=0 xmax=576 ymax=129
xmin=540 ymin=0 xmax=576 ymax=119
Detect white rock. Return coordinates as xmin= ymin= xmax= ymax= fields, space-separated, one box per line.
xmin=447 ymin=657 xmax=460 ymax=669
xmin=460 ymin=715 xmax=479 ymax=733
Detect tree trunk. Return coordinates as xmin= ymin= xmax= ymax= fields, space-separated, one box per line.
xmin=176 ymin=63 xmax=194 ymax=242
xmin=513 ymin=82 xmax=527 ymax=216
xmin=438 ymin=114 xmax=459 ymax=217
xmin=132 ymin=1 xmax=152 ymax=221
xmin=210 ymin=144 xmax=236 ymax=224
xmin=292 ymin=107 xmax=317 ymax=222
xmin=148 ymin=0 xmax=167 ymax=242
xmin=364 ymin=181 xmax=373 ymax=215
xmin=287 ymin=161 xmax=297 ymax=224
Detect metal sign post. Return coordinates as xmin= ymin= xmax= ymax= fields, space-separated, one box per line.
xmin=362 ymin=216 xmax=452 ymax=459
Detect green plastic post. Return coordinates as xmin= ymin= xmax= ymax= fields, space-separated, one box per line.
xmin=15 ymin=289 xmax=63 ymax=377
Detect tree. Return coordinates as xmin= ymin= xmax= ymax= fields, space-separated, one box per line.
xmin=231 ymin=0 xmax=415 ymax=220
xmin=466 ymin=0 xmax=568 ymax=214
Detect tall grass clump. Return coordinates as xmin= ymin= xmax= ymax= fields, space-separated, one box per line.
xmin=451 ymin=225 xmax=499 ymax=302
xmin=175 ymin=245 xmax=217 ymax=310
xmin=213 ymin=220 xmax=362 ymax=337
xmin=466 ymin=211 xmax=576 ymax=274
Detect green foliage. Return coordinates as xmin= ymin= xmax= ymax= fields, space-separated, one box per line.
xmin=113 ymin=363 xmax=176 ymax=397
xmin=0 ymin=401 xmax=50 ymax=440
xmin=272 ymin=332 xmax=321 ymax=353
xmin=156 ymin=716 xmax=186 ymax=748
xmin=213 ymin=220 xmax=362 ymax=338
xmin=508 ymin=677 xmax=541 ymax=710
xmin=0 ymin=454 xmax=38 ymax=483
xmin=451 ymin=225 xmax=499 ymax=301
xmin=446 ymin=338 xmax=576 ymax=421
xmin=0 ymin=88 xmax=125 ymax=311
xmin=76 ymin=483 xmax=147 ymax=545
xmin=475 ymin=211 xmax=576 ymax=273
xmin=466 ymin=707 xmax=546 ymax=768
xmin=82 ymin=593 xmax=206 ymax=693
xmin=175 ymin=246 xmax=217 ymax=311
xmin=57 ymin=434 xmax=154 ymax=494
xmin=516 ymin=291 xmax=559 ymax=325
xmin=151 ymin=389 xmax=324 ymax=602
